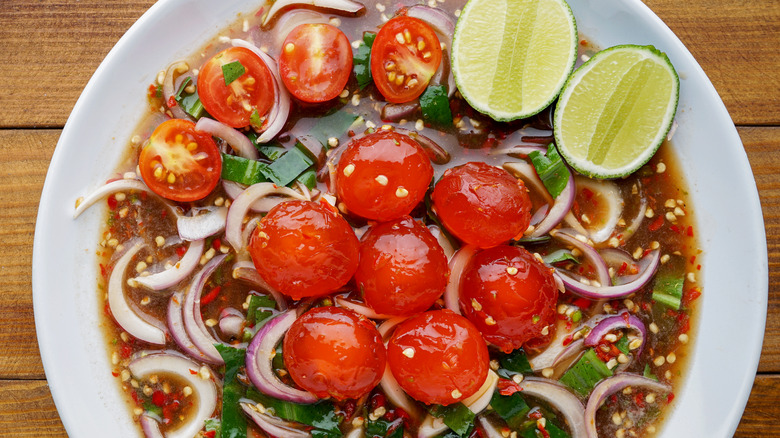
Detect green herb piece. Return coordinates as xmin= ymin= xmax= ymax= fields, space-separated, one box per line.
xmin=427 ymin=403 xmax=475 ymax=437
xmin=256 ymin=142 xmax=287 ymax=160
xmin=545 ymin=422 xmax=571 ymax=438
xmin=513 ymin=235 xmax=552 ymax=245
xmin=142 ymin=400 xmax=163 ymax=417
xmin=353 ymin=31 xmax=377 ymax=89
xmin=222 ymin=60 xmax=246 ymax=86
xmin=204 ymin=419 xmax=222 ymax=438
xmin=246 ymin=389 xmax=342 ymax=436
xmin=155 ymin=84 xmax=163 ymax=98
xmin=310 ymin=111 xmax=360 ymax=146
xmin=250 ymin=108 xmax=264 ymax=130
xmin=499 ymin=348 xmax=534 ymax=375
xmin=247 ymin=294 xmax=276 ymax=325
xmin=419 ymin=84 xmax=453 ymax=126
xmin=643 ymin=363 xmax=657 ymax=381
xmin=178 ymin=90 xmax=206 ymax=119
xmin=215 ymin=345 xmax=248 ymax=438
xmin=528 ymin=144 xmax=571 ymax=198
xmin=265 ymin=146 xmax=315 ymax=186
xmin=490 ymin=391 xmax=531 ymax=429
xmin=296 ymin=167 xmax=318 ymax=190
xmin=220 ymin=153 xmax=270 ymax=186
xmin=559 ymin=348 xmax=613 ymax=397
xmin=652 ymin=274 xmax=684 ymax=310
xmin=542 ymin=249 xmax=579 ymax=264
xmin=365 ymin=417 xmax=404 ymax=438
xmin=571 ymin=309 xmax=582 ymax=323
xmin=615 ymin=334 xmax=630 ymax=355
xmin=175 ymin=77 xmax=192 ymax=100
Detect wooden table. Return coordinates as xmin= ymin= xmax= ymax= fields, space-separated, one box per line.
xmin=0 ymin=0 xmax=777 ymax=435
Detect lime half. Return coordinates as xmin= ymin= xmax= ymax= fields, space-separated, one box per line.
xmin=554 ymin=45 xmax=680 ymax=179
xmin=451 ymin=0 xmax=577 ymax=121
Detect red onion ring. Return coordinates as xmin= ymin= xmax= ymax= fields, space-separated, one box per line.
xmin=167 ymin=291 xmax=218 ymax=363
xmin=418 ymin=415 xmax=448 ymax=438
xmin=444 ymin=245 xmax=478 ymax=315
xmin=574 ymin=177 xmax=623 ymax=243
xmin=584 ymin=374 xmax=672 ymax=438
xmin=231 ymin=39 xmax=291 ymax=143
xmin=381 ymin=101 xmax=420 ymax=122
xmin=600 ymin=248 xmax=649 ymax=286
xmin=394 ymin=127 xmax=450 ymax=165
xmin=131 ymin=239 xmax=205 ymax=291
xmin=195 ymin=118 xmax=259 ymax=160
xmin=73 ymin=179 xmax=153 ymax=218
xmin=621 ymin=191 xmax=648 ymax=243
xmin=517 ymin=377 xmax=587 ymax=438
xmin=262 ymin=0 xmax=365 ymax=26
xmin=219 ymin=307 xmax=246 ymax=338
xmin=334 ymin=296 xmax=392 ymax=320
xmin=584 ymin=311 xmax=647 ymax=358
xmin=177 ymin=207 xmax=228 ymax=241
xmin=554 ymin=250 xmax=661 ymax=300
xmin=272 ymin=9 xmax=330 ymax=47
xmin=108 ymin=241 xmax=167 ymax=344
xmin=427 ymin=224 xmax=455 ymax=260
xmin=477 ymin=417 xmax=505 ymax=438
xmin=377 ymin=317 xmax=406 ymax=340
xmin=162 ymin=61 xmax=191 ymax=120
xmin=246 ymin=311 xmax=318 ymax=403
xmin=240 ymin=402 xmax=312 ymax=437
xmin=223 ymin=180 xmax=310 ymax=214
xmin=139 ymin=413 xmax=164 ymax=438
xmin=128 ymin=352 xmax=218 ymax=438
xmin=182 ymin=254 xmax=229 ymax=364
xmin=381 ymin=364 xmax=423 ymax=421
xmin=550 ymin=229 xmax=611 ymax=287
xmin=461 ymin=369 xmax=498 ymax=413
xmin=232 ymin=260 xmax=288 ymax=310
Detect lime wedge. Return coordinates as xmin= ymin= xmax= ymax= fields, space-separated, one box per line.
xmin=553 ymin=45 xmax=679 ymax=179
xmin=451 ymin=0 xmax=577 ymax=121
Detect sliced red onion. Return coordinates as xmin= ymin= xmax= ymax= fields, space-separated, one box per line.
xmin=168 ymin=291 xmax=217 ymax=363
xmin=529 ymin=315 xmax=610 ymax=371
xmin=162 ymin=61 xmax=191 ymax=120
xmin=108 ymin=242 xmax=167 ymax=345
xmin=585 ymin=374 xmax=672 ymax=438
xmin=575 ymin=177 xmax=623 ymax=244
xmin=418 ymin=415 xmax=448 ymax=438
xmin=182 ymin=254 xmax=229 ymax=364
xmin=517 ymin=377 xmax=587 ymax=438
xmin=427 ymin=224 xmax=455 ymax=260
xmin=444 ymin=245 xmax=478 ymax=315
xmin=297 ymin=134 xmax=327 ymax=168
xmin=130 ymin=239 xmax=204 ymax=291
xmin=584 ymin=311 xmax=647 ymax=358
xmin=232 ymin=260 xmax=288 ymax=310
xmin=377 ymin=316 xmax=406 ymax=340
xmin=246 ymin=311 xmax=318 ymax=403
xmin=381 ymin=101 xmax=420 ymax=122
xmin=225 ymin=182 xmax=307 ymax=251
xmin=381 ymin=364 xmax=423 ymax=421
xmin=73 ymin=178 xmax=153 ymax=218
xmin=550 ymin=229 xmax=610 ymax=287
xmin=177 ymin=207 xmax=227 ymax=241
xmin=334 ymin=296 xmax=392 ymax=320
xmin=139 ymin=413 xmax=164 ymax=438
xmin=600 ymin=248 xmax=643 ymax=285
xmin=532 ymin=171 xmax=575 ymax=237
xmin=262 ymin=0 xmax=365 ymax=26
xmin=554 ymin=250 xmax=661 ymax=300
xmin=231 ymin=39 xmax=291 ymax=143
xmin=461 ymin=369 xmax=498 ymax=413
xmin=219 ymin=307 xmax=246 ymax=338
xmin=223 ymin=180 xmax=309 ymax=213
xmin=241 ymin=402 xmax=312 ymax=437
xmin=394 ymin=127 xmax=450 ymax=165
xmin=477 ymin=417 xmax=505 ymax=438
xmin=503 ymin=161 xmax=551 ymax=203
xmin=621 ymin=192 xmax=648 ymax=243
xmin=530 ymin=204 xmax=550 ymax=226
xmin=195 ymin=118 xmax=259 ymax=160
xmin=128 ymin=352 xmax=218 ymax=438
xmin=489 ymin=145 xmax=547 ymax=156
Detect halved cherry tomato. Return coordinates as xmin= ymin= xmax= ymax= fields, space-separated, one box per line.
xmin=432 ymin=161 xmax=531 ymax=248
xmin=356 ymin=216 xmax=448 ymax=316
xmin=197 ymin=47 xmax=275 ymax=128
xmin=283 ymin=306 xmax=386 ymax=400
xmin=460 ymin=245 xmax=558 ymax=353
xmin=279 ymin=24 xmax=352 ymax=103
xmin=248 ymin=200 xmax=359 ymax=300
xmin=336 ymin=130 xmax=433 ymax=221
xmin=370 ymin=16 xmax=442 ymax=103
xmin=387 ymin=310 xmax=489 ymax=405
xmin=138 ymin=119 xmax=221 ymax=202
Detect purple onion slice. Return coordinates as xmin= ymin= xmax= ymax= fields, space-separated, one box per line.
xmin=162 ymin=61 xmax=190 ymax=120
xmin=502 ymin=161 xmax=575 ymax=237
xmin=427 ymin=224 xmax=455 ymax=260
xmin=477 ymin=416 xmax=505 ymax=438
xmin=73 ymin=178 xmax=153 ymax=219
xmin=232 ymin=260 xmax=288 ymax=310
xmin=554 ymin=249 xmax=661 ymax=300
xmin=261 ymin=0 xmax=365 ymax=26
xmin=240 ymin=402 xmax=312 ymax=437
xmin=195 ymin=117 xmax=259 ymax=160
xmin=574 ymin=177 xmax=624 ymax=244
xmin=131 ymin=239 xmax=205 ymax=291
xmin=246 ymin=311 xmax=318 ymax=403
xmin=139 ymin=413 xmax=164 ymax=438
xmin=444 ymin=245 xmax=478 ymax=315
xmin=518 ymin=377 xmax=587 ymax=438
xmin=380 ymin=363 xmax=423 ymax=421
xmin=181 ymin=254 xmax=229 ymax=364
xmin=167 ymin=291 xmax=219 ymax=363
xmin=584 ymin=311 xmax=647 ymax=358
xmin=550 ymin=229 xmax=611 ymax=287
xmin=177 ymin=208 xmax=228 ymax=241
xmin=584 ymin=374 xmax=672 ymax=438
xmin=415 ymin=371 xmax=497 ymax=437
xmin=219 ymin=307 xmax=246 ymax=338
xmin=334 ymin=296 xmax=392 ymax=320
xmin=128 ymin=352 xmax=218 ymax=438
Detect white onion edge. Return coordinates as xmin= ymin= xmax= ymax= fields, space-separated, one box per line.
xmin=177 ymin=207 xmax=228 ymax=241
xmin=232 ymin=260 xmax=288 ymax=310
xmin=195 ymin=117 xmax=259 ymax=160
xmin=240 ymin=402 xmax=312 ymax=438
xmin=549 ymin=229 xmax=611 ymax=287
xmin=334 ymin=296 xmax=393 ymax=320
xmin=73 ymin=179 xmax=153 ymax=219
xmin=518 ymin=377 xmax=587 ymax=438
xmin=444 ymin=245 xmax=478 ymax=315
xmin=130 ymin=239 xmax=205 ymax=291
xmin=262 ymin=0 xmax=366 ymax=26
xmin=181 ymin=254 xmax=229 ymax=364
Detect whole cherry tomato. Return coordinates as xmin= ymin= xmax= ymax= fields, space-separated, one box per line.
xmin=460 ymin=245 xmax=558 ymax=353
xmin=355 ymin=216 xmax=448 ymax=316
xmin=284 ymin=307 xmax=386 ymax=400
xmin=248 ymin=200 xmax=359 ymax=299
xmin=336 ymin=130 xmax=433 ymax=221
xmin=138 ymin=119 xmax=221 ymax=202
xmin=387 ymin=310 xmax=489 ymax=405
xmin=432 ymin=161 xmax=531 ymax=248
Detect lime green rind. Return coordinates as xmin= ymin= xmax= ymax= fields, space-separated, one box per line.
xmin=553 ymin=44 xmax=679 ymax=179
xmin=451 ymin=0 xmax=578 ymax=122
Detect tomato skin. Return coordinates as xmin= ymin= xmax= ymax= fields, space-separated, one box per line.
xmin=336 ymin=130 xmax=433 ymax=221
xmin=370 ymin=16 xmax=442 ymax=103
xmin=279 ymin=24 xmax=352 ymax=103
xmin=248 ymin=200 xmax=360 ymax=300
xmin=460 ymin=245 xmax=558 ymax=353
xmin=432 ymin=161 xmax=531 ymax=248
xmin=387 ymin=310 xmax=489 ymax=405
xmin=197 ymin=47 xmax=275 ymax=128
xmin=284 ymin=307 xmax=386 ymax=400
xmin=138 ymin=119 xmax=222 ymax=202
xmin=356 ymin=216 xmax=448 ymax=316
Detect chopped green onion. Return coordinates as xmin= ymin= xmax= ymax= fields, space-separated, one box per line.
xmin=365 ymin=417 xmax=404 ymax=438
xmin=559 ymin=348 xmax=613 ymax=397
xmin=220 ymin=153 xmax=269 ymax=186
xmin=499 ymin=348 xmax=534 ymax=375
xmin=246 ymin=389 xmax=342 ymax=436
xmin=250 ymin=108 xmax=264 ymax=130
xmin=175 ymin=77 xmax=192 ymax=100
xmin=643 ymin=363 xmax=658 ymax=381
xmin=427 ymin=403 xmax=475 ymax=437
xmin=256 ymin=142 xmax=286 ymax=160
xmin=178 ymin=90 xmax=206 ymax=119
xmin=542 ymin=249 xmax=579 ymax=264
xmin=419 ymin=84 xmax=453 ymax=126
xmin=310 ymin=111 xmax=360 ymax=146
xmin=222 ymin=60 xmax=246 ymax=85
xmin=615 ymin=334 xmax=630 ymax=355
xmin=265 ymin=146 xmax=315 ymax=187
xmin=353 ymin=31 xmax=377 ymax=90
xmin=296 ymin=167 xmax=317 ymax=190
xmin=247 ymin=294 xmax=276 ymax=326
xmin=528 ymin=144 xmax=571 ymax=198
xmin=215 ymin=345 xmax=248 ymax=438
xmin=490 ymin=391 xmax=531 ymax=429
xmin=155 ymin=83 xmax=163 ymax=98
xmin=652 ymin=274 xmax=684 ymax=310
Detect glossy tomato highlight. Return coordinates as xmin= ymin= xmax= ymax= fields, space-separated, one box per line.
xmin=248 ymin=200 xmax=359 ymax=299
xmin=460 ymin=245 xmax=558 ymax=353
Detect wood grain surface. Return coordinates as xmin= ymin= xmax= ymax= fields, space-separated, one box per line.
xmin=0 ymin=0 xmax=778 ymax=436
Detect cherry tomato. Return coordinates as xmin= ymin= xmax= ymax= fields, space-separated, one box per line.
xmin=336 ymin=130 xmax=433 ymax=221
xmin=460 ymin=245 xmax=558 ymax=353
xmin=248 ymin=200 xmax=359 ymax=299
xmin=284 ymin=307 xmax=386 ymax=400
xmin=197 ymin=47 xmax=275 ymax=128
xmin=138 ymin=119 xmax=221 ymax=202
xmin=387 ymin=310 xmax=489 ymax=405
xmin=356 ymin=216 xmax=448 ymax=316
xmin=431 ymin=161 xmax=531 ymax=248
xmin=279 ymin=24 xmax=352 ymax=103
xmin=370 ymin=16 xmax=442 ymax=103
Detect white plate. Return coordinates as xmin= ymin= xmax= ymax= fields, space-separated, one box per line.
xmin=33 ymin=0 xmax=767 ymax=436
